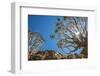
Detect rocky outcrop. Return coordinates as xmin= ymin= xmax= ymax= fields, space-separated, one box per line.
xmin=28 ymin=50 xmax=86 ymax=60
xmin=28 ymin=50 xmax=65 ymax=60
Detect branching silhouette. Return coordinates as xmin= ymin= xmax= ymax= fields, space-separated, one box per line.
xmin=50 ymin=16 xmax=88 ymax=58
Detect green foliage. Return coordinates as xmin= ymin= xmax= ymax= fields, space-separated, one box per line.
xmin=50 ymin=33 xmax=55 ymax=39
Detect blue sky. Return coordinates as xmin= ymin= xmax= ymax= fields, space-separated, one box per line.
xmin=28 ymin=15 xmax=83 ymax=54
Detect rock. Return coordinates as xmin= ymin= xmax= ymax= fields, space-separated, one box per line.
xmin=28 ymin=50 xmax=65 ymax=60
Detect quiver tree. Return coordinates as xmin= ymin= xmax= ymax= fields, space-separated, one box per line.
xmin=28 ymin=31 xmax=45 ymax=52
xmin=50 ymin=16 xmax=88 ymax=58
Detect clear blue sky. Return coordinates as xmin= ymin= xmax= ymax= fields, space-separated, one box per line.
xmin=28 ymin=15 xmax=83 ymax=54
